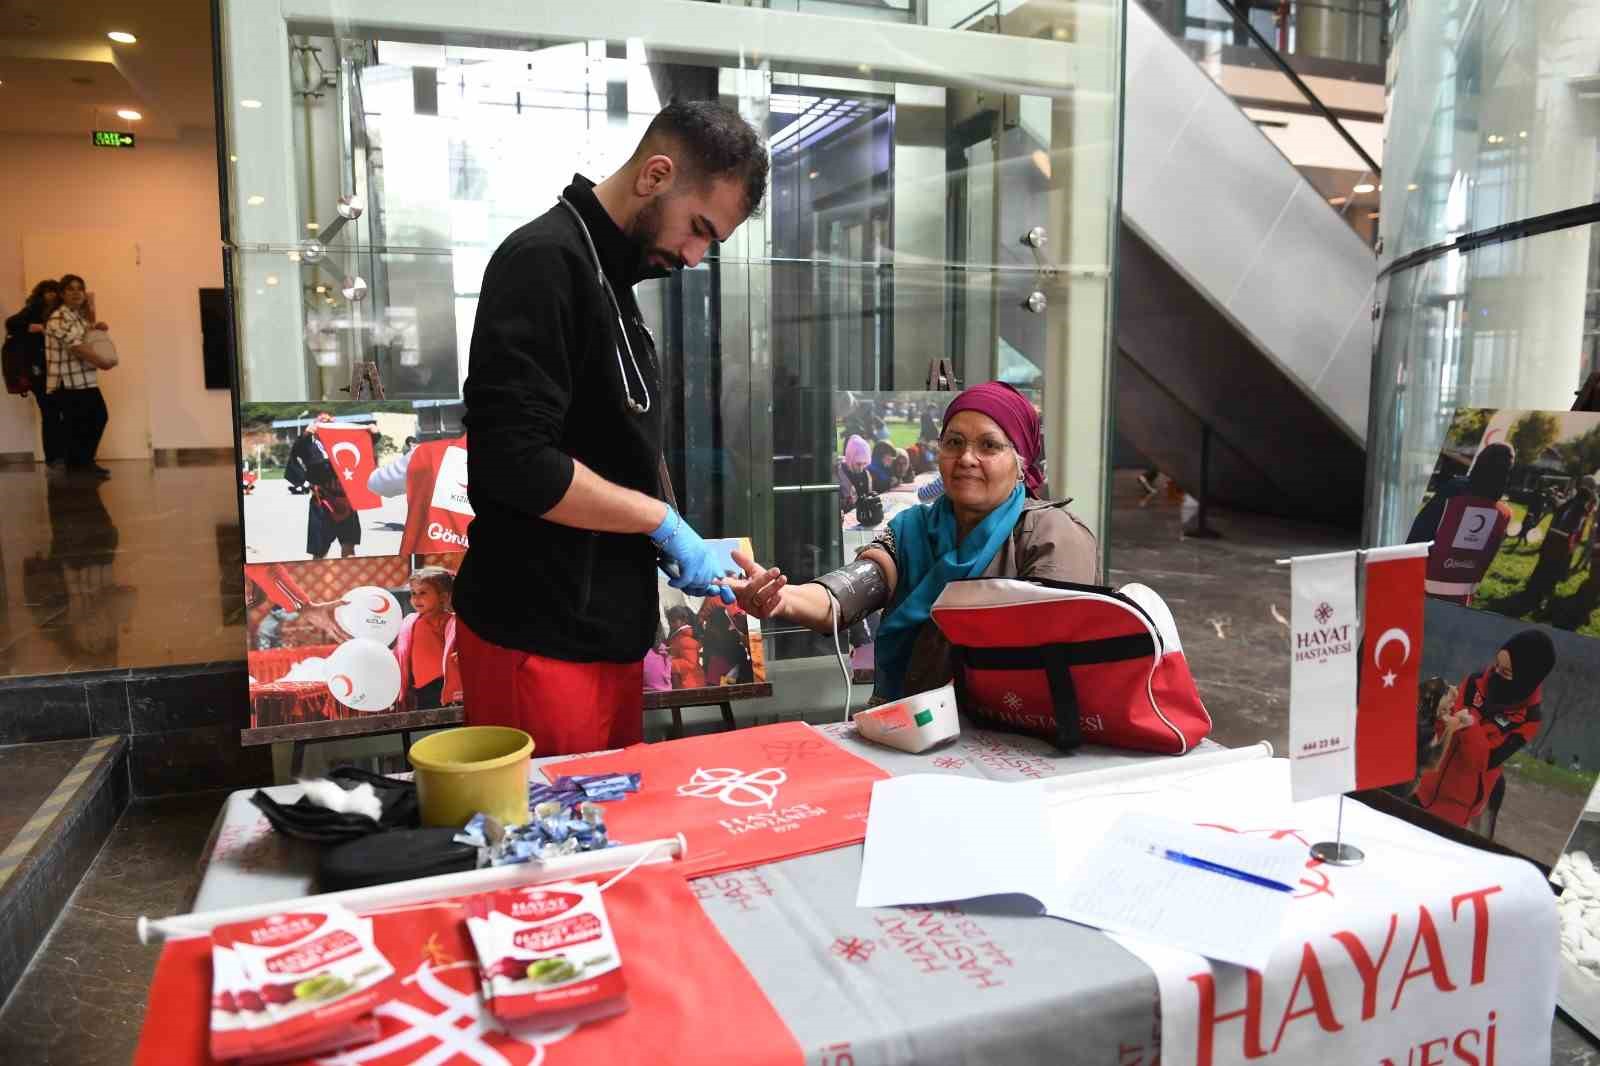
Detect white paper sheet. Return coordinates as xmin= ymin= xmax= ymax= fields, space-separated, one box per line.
xmin=1051 ymin=811 xmax=1301 ymax=969
xmin=854 ymin=774 xmax=1054 ymax=909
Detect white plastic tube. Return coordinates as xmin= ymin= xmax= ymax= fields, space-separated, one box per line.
xmin=137 ymin=833 xmax=688 ymax=945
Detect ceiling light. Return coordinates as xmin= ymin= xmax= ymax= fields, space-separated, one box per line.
xmin=1328 ymin=195 xmax=1348 ymax=206
xmin=305 ymin=221 xmax=320 ymax=230
xmin=240 ymin=99 xmax=263 ymax=109
xmin=229 ymin=154 xmax=237 ymax=162
xmin=246 ymin=194 xmax=264 ymax=206
xmin=1519 ymin=130 xmax=1528 ymax=138
xmin=265 ymin=275 xmax=279 ymax=286
xmin=107 ymin=31 xmax=138 ymax=44
xmin=315 ymin=285 xmax=327 ymax=294
xmin=1353 ymin=183 xmax=1376 ymax=193
xmin=116 ymin=108 xmax=141 ymax=121
xmin=1407 ymin=183 xmax=1419 ymax=191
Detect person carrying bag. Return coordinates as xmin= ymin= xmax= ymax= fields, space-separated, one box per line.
xmin=44 ymin=274 xmax=115 ymax=477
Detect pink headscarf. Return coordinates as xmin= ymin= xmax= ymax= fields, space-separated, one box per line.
xmin=844 ymin=434 xmax=871 ymax=467
xmin=943 ymin=381 xmax=1045 ymax=497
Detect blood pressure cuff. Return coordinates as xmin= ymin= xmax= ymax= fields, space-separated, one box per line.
xmin=811 ymin=557 xmax=891 ymax=630
xmin=930 ymin=578 xmax=1212 ymax=754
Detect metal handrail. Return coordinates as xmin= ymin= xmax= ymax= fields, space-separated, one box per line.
xmin=1209 ymin=0 xmax=1381 ymax=178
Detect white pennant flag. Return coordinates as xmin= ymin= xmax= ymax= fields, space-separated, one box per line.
xmin=1289 ymin=550 xmax=1359 ymax=801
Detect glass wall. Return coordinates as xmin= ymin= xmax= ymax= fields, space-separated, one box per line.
xmin=216 ymin=0 xmax=1123 ymax=662
xmin=1366 ymin=0 xmax=1600 ymax=544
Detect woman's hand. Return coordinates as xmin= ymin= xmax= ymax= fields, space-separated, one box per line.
xmin=729 ymin=550 xmax=790 ymax=621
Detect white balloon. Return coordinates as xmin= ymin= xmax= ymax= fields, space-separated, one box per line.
xmin=325 ymin=638 xmax=402 ymax=712
xmin=334 ymin=586 xmax=403 ymax=646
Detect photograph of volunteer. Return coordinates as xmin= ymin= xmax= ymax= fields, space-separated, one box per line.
xmin=453 ymin=101 xmax=768 ymax=755
xmin=732 ymin=381 xmax=1099 ymax=701
xmin=286 ymin=412 xmax=367 ymax=559
xmin=1413 ymin=629 xmax=1557 ymax=836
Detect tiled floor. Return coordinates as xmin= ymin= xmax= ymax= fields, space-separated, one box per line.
xmin=0 ymin=739 xmax=97 ymax=851
xmin=0 ymin=460 xmax=243 ymax=679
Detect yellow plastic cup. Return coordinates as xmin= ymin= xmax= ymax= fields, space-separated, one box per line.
xmin=408 ymin=726 xmax=534 ymax=829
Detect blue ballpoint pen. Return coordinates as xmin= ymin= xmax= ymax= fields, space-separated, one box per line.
xmin=1153 ymin=847 xmax=1295 ymax=893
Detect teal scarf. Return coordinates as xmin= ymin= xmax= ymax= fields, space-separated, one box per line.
xmin=873 ymin=485 xmax=1025 ymax=700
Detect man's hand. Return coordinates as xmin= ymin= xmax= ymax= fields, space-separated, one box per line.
xmin=650 ymin=507 xmax=736 ymax=603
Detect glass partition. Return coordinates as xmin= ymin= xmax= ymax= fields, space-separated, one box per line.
xmin=216 ymin=0 xmax=1123 ymax=663
xmin=1367 ymin=0 xmax=1600 ymax=547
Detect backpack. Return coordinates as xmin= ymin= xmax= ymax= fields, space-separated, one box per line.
xmin=2 ymin=331 xmax=32 ymax=395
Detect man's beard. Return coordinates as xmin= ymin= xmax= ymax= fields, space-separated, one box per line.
xmin=627 ymin=198 xmax=681 ymax=274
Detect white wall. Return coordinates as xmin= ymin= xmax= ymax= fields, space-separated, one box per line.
xmin=0 ymin=129 xmax=233 ymax=455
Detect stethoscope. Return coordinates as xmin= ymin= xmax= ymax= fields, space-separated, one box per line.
xmin=558 ymin=195 xmax=653 ymax=415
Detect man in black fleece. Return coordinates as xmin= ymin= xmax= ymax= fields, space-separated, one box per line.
xmin=455 ymin=102 xmax=767 ymax=754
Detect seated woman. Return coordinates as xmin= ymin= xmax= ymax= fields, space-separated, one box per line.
xmin=733 ymin=381 xmax=1099 ymax=701
xmin=837 ymin=434 xmax=871 ymax=513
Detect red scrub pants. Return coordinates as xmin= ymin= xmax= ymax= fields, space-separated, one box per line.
xmin=457 ymin=621 xmax=644 ymax=755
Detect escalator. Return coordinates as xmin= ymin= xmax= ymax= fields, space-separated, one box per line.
xmin=1114 ymin=0 xmax=1378 ymax=526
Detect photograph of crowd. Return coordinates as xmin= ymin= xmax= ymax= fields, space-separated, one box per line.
xmin=240 ymin=401 xmax=469 ymax=563
xmin=1410 ymin=408 xmax=1600 ymax=636
xmin=647 ymin=538 xmax=768 ymax=695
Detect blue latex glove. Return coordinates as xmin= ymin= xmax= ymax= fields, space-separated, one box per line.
xmin=650 ymin=507 xmax=737 ymax=603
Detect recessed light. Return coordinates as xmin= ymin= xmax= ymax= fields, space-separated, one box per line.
xmin=315 ymin=285 xmax=327 ymax=294
xmin=305 ymin=221 xmax=320 ymax=231
xmin=116 ymin=108 xmax=141 ymax=121
xmin=246 ymin=195 xmax=264 ymax=206
xmin=1407 ymin=183 xmax=1418 ymax=191
xmin=1519 ymin=130 xmax=1528 ymax=138
xmin=265 ymin=275 xmax=279 ymax=286
xmin=1328 ymin=195 xmax=1348 ymax=205
xmin=229 ymin=154 xmax=237 ymax=162
xmin=1353 ymin=183 xmax=1376 ymax=194
xmin=107 ymin=31 xmax=138 ymax=44
xmin=240 ymin=99 xmax=263 ymax=109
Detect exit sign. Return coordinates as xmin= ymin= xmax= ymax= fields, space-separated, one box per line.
xmin=91 ymin=130 xmax=136 ymax=148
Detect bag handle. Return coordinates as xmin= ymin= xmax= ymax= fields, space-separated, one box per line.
xmin=1040 ymin=645 xmax=1083 ymax=750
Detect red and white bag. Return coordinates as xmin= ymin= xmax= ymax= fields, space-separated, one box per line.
xmin=929 ymin=578 xmax=1211 ymax=754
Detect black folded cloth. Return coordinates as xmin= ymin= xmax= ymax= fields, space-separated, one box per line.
xmin=318 ymin=828 xmax=479 ymax=892
xmin=250 ymin=766 xmax=421 ymax=844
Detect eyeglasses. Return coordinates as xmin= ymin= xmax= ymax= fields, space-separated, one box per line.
xmin=938 ymin=434 xmax=1012 ymax=460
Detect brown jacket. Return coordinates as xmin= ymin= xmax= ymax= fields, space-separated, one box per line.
xmin=866 ymin=498 xmax=1100 ymax=697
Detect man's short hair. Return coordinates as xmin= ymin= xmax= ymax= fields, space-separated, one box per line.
xmin=638 ymin=100 xmax=769 ymax=217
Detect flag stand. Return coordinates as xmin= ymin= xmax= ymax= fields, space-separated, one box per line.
xmin=1309 ymin=794 xmax=1365 ymax=866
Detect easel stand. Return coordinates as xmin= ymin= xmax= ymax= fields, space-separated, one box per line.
xmin=1309 ymin=794 xmax=1365 ymax=866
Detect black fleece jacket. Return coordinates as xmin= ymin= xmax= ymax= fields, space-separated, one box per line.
xmin=455 ymin=176 xmax=666 ymax=663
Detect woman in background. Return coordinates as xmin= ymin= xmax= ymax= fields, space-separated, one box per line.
xmin=5 ymin=279 xmax=64 ymax=466
xmin=44 ymin=274 xmax=112 ymax=477
xmin=838 ymin=434 xmax=872 ymax=513
xmin=394 ymin=566 xmax=462 ymax=710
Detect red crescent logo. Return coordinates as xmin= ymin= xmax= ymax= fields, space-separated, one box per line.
xmin=331 ymin=674 xmax=354 ymax=698
xmin=369 ymin=594 xmax=391 ymax=613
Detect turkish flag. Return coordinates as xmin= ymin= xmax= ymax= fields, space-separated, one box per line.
xmin=314 ymin=425 xmax=381 ymax=511
xmin=548 ymin=722 xmax=890 ymax=879
xmin=135 ymin=869 xmax=803 ymax=1066
xmin=1355 ymin=544 xmax=1428 ymax=790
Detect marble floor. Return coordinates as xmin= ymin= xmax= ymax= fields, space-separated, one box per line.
xmin=0 ymin=459 xmax=244 ymax=679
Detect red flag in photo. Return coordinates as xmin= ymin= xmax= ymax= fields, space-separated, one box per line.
xmin=1355 ymin=543 xmax=1429 ymax=790
xmin=314 ymin=424 xmax=381 ymax=511
xmin=548 ymin=722 xmax=890 ymax=879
